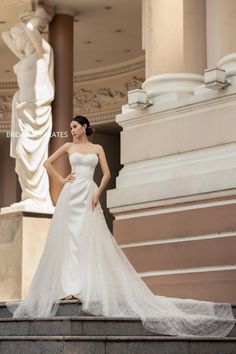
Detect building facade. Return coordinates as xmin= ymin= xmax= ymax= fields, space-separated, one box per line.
xmin=0 ymin=0 xmax=235 ymax=302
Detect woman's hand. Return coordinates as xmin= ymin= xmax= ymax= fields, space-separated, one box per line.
xmin=62 ymin=172 xmax=76 ymax=184
xmin=92 ymin=190 xmax=101 ymax=210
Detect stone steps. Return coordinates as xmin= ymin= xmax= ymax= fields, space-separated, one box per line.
xmin=0 ymin=300 xmax=235 ymax=354
xmin=1 ymin=299 xmax=235 ymax=318
xmin=0 ymin=314 xmax=236 ymax=337
xmin=0 ymin=300 xmax=91 ymax=318
xmin=0 ymin=316 xmax=156 ymax=337
xmin=0 ymin=300 xmax=89 ymax=318
xmin=0 ymin=335 xmax=235 ymax=354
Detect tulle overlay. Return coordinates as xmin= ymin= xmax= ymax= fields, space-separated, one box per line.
xmin=6 ymin=152 xmax=235 ymax=337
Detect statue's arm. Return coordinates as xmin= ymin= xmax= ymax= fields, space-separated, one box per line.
xmin=1 ymin=31 xmax=24 ymax=59
xmin=26 ymin=22 xmax=50 ymax=56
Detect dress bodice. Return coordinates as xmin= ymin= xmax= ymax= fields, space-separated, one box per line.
xmin=69 ymin=152 xmax=98 ymax=179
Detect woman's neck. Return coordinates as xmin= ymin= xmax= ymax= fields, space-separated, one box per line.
xmin=73 ymin=136 xmax=89 ymax=144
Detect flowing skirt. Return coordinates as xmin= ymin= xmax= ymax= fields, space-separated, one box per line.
xmin=6 ymin=176 xmax=236 ymax=337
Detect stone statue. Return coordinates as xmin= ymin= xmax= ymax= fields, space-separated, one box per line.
xmin=2 ymin=12 xmax=55 ymax=213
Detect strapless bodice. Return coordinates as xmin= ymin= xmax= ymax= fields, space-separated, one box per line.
xmin=69 ymin=152 xmax=98 ymax=180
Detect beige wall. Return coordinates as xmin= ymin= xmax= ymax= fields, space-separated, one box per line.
xmin=120 ymin=100 xmax=236 ymax=164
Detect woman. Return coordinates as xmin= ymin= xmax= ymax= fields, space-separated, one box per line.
xmin=6 ymin=115 xmax=235 ymax=337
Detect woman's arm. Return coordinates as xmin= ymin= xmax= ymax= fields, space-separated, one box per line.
xmin=96 ymin=144 xmax=111 ymax=196
xmin=92 ymin=144 xmax=111 ymax=210
xmin=43 ymin=142 xmax=71 ymax=184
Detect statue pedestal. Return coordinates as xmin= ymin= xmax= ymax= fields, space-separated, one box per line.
xmin=0 ymin=210 xmax=52 ymax=302
xmin=1 ymin=200 xmax=55 ymax=215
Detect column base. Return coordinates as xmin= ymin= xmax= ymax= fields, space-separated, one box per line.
xmin=108 ymin=141 xmax=236 ymax=211
xmin=142 ymin=73 xmax=203 ymax=104
xmin=218 ymin=52 xmax=236 ymax=78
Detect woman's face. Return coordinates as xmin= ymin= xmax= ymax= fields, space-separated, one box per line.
xmin=70 ymin=120 xmax=86 ymax=139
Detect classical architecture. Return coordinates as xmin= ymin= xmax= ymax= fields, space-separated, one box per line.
xmin=0 ymin=0 xmax=235 ymax=304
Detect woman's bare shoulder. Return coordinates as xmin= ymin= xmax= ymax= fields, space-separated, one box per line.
xmin=63 ymin=142 xmax=73 ymax=147
xmin=62 ymin=142 xmax=73 ymax=153
xmin=91 ymin=143 xmax=103 ymax=151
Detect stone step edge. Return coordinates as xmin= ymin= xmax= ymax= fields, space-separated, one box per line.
xmin=0 ymin=316 xmax=143 ymax=322
xmin=0 ymin=300 xmax=81 ymax=306
xmin=1 ymin=300 xmax=235 ymax=306
xmin=1 ymin=314 xmax=235 ymax=322
xmin=0 ymin=335 xmax=236 ymax=341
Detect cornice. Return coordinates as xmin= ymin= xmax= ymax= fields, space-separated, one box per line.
xmin=0 ymin=82 xmax=18 ymax=90
xmin=0 ymin=121 xmax=11 ymax=132
xmin=74 ymin=56 xmax=145 ymax=83
xmin=0 ymin=109 xmax=121 ymax=132
xmin=117 ymin=86 xmax=236 ymax=128
xmin=85 ymin=109 xmax=121 ymax=124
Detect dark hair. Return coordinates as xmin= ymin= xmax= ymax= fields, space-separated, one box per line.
xmin=72 ymin=115 xmax=94 ymax=136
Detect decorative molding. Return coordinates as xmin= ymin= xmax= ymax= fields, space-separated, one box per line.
xmin=0 ymin=74 xmax=143 ymax=129
xmin=142 ymin=73 xmax=204 ymax=104
xmin=107 ymin=166 xmax=236 ymax=212
xmin=120 ymin=231 xmax=236 ymax=248
xmin=0 ymin=95 xmax=12 ymax=120
xmin=117 ymin=86 xmax=236 ymax=129
xmin=0 ymin=58 xmax=145 ymax=132
xmin=139 ymin=265 xmax=236 ymax=277
xmin=74 ymin=56 xmax=145 ymax=83
xmin=116 ymin=142 xmax=236 ymax=188
xmin=108 ymin=189 xmax=236 ymax=215
xmin=0 ymin=82 xmax=18 ymax=90
xmin=73 ymin=75 xmax=144 ymax=114
xmin=0 ymin=56 xmax=145 ymax=90
xmin=0 ymin=121 xmax=11 ymax=132
xmin=115 ymin=195 xmax=236 ymax=220
xmin=0 ymin=110 xmax=121 ymax=132
xmin=83 ymin=109 xmax=122 ymax=125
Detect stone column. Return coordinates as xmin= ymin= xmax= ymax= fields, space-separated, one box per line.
xmin=49 ymin=10 xmax=74 ymax=204
xmin=206 ymin=0 xmax=236 ymax=80
xmin=142 ymin=0 xmax=206 ymax=103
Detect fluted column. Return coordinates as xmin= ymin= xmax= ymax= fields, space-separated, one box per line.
xmin=49 ymin=11 xmax=74 ymax=204
xmin=142 ymin=0 xmax=206 ymax=103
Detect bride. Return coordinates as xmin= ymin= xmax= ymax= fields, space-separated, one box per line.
xmin=6 ymin=115 xmax=235 ymax=337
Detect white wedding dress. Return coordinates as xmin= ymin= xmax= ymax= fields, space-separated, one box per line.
xmin=6 ymin=152 xmax=235 ymax=337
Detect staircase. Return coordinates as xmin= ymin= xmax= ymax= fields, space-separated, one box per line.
xmin=0 ymin=300 xmax=235 ymax=354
